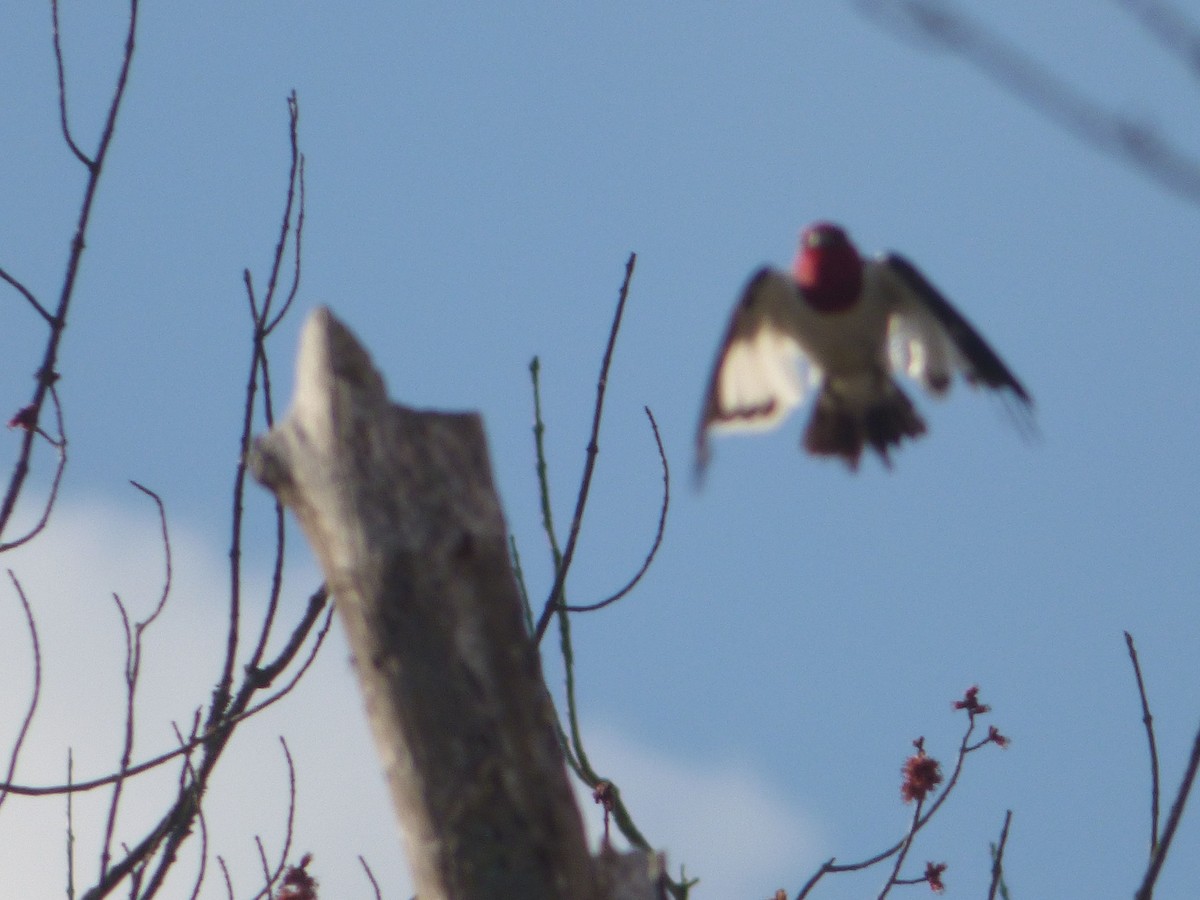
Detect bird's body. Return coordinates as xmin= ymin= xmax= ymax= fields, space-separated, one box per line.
xmin=697 ymin=223 xmax=1032 ymax=473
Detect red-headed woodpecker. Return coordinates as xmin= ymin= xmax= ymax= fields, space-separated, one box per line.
xmin=697 ymin=223 xmax=1032 ymax=473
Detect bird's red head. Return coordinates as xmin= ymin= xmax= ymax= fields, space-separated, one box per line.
xmin=793 ymin=222 xmax=863 ymax=312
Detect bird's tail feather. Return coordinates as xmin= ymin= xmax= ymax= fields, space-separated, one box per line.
xmin=803 ymin=380 xmax=926 ymax=470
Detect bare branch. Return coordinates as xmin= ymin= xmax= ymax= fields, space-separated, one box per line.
xmin=0 ymin=383 xmax=69 ymax=553
xmin=0 ymin=586 xmax=331 ymax=800
xmin=1135 ymin=717 xmax=1200 ymax=898
xmin=533 ymin=252 xmax=638 ymax=644
xmin=0 ymin=266 xmax=52 ymax=322
xmin=217 ymin=91 xmax=305 ymax=735
xmin=75 ymin=581 xmax=330 ymax=899
xmin=528 ymin=356 xmax=565 ymax=580
xmin=526 ymin=317 xmax=687 ymax=897
xmin=50 ymin=0 xmax=94 ymax=168
xmin=857 ymin=0 xmax=1200 ymax=206
xmin=217 ymin=857 xmax=234 ymax=900
xmin=796 ymin=689 xmax=1005 ymax=899
xmin=0 ymin=571 xmax=41 ymax=815
xmin=66 ymin=750 xmax=76 ymax=900
xmin=169 ymin=720 xmax=209 ymax=900
xmin=1112 ymin=0 xmax=1200 ymax=82
xmin=358 ymin=856 xmax=383 ymax=900
xmin=566 ymin=406 xmax=669 ymax=614
xmin=249 ymin=307 xmax=614 ymax=899
xmin=259 ymin=92 xmax=304 ymax=334
xmin=1125 ymin=631 xmax=1161 ymax=854
xmin=875 ymin=801 xmax=923 ymax=900
xmin=129 ymin=481 xmax=173 ymax=628
xmin=0 ymin=0 xmax=139 ymax=543
xmin=253 ymin=838 xmax=271 ymax=897
xmin=98 ymin=592 xmax=133 ymax=880
xmin=987 ymin=810 xmax=1013 ymax=900
xmin=247 ymin=738 xmax=297 ymax=900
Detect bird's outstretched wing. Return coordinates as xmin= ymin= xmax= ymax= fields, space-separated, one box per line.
xmin=696 ymin=267 xmax=814 ymax=476
xmin=879 ymin=253 xmax=1033 ymax=412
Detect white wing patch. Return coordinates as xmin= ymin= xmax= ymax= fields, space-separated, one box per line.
xmin=887 ymin=310 xmax=959 ymax=395
xmin=696 ymin=268 xmax=817 ymax=475
xmin=712 ymin=328 xmax=811 ymax=432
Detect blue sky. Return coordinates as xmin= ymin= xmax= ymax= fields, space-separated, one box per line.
xmin=3 ymin=2 xmax=1200 ymax=897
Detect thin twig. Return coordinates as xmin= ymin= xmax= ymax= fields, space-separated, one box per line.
xmin=0 ymin=571 xmax=41 ymax=815
xmin=0 ymin=266 xmax=52 ymax=322
xmin=1111 ymin=0 xmax=1200 ymax=82
xmin=527 ymin=374 xmax=666 ymax=875
xmin=523 ymin=262 xmax=687 ymax=898
xmin=857 ymin=0 xmax=1200 ymax=206
xmin=254 ymin=837 xmax=272 ymax=895
xmin=796 ymin=699 xmax=999 ymax=899
xmin=247 ymin=738 xmax=297 ymax=900
xmin=130 ymin=481 xmax=173 ymax=627
xmin=170 ymin=720 xmax=209 ymax=900
xmin=533 ymin=252 xmax=637 ymax=643
xmin=66 ymin=750 xmax=76 ymax=900
xmin=266 ymin=99 xmax=306 ymax=336
xmin=510 ymin=536 xmax=535 ymax=634
xmin=1125 ymin=631 xmax=1161 ymax=854
xmin=50 ymin=0 xmax=93 ymax=168
xmin=78 ymin=587 xmax=331 ymax=899
xmin=987 ymin=810 xmax=1012 ymax=900
xmin=0 ymin=587 xmax=331 ymax=799
xmin=99 ymin=592 xmax=134 ymax=880
xmin=186 ymin=792 xmax=210 ymax=900
xmin=876 ymin=801 xmax=923 ymax=900
xmin=99 ymin=484 xmax=171 ymax=882
xmin=217 ymin=857 xmax=234 ymax=900
xmin=529 ymin=356 xmax=565 ymax=572
xmin=0 ymin=382 xmax=69 ymax=553
xmin=0 ymin=0 xmax=138 ymax=544
xmin=566 ymin=406 xmax=669 ymax=614
xmin=258 ymin=92 xmax=303 ymax=333
xmin=1136 ymin=721 xmax=1200 ymax=900
xmin=219 ymin=92 xmax=305 ymax=729
xmin=358 ymin=856 xmax=383 ymax=900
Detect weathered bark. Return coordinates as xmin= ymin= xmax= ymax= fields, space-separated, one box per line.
xmin=247 ymin=308 xmax=660 ymax=900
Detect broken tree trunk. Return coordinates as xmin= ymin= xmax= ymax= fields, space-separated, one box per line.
xmin=247 ymin=308 xmax=661 ymax=900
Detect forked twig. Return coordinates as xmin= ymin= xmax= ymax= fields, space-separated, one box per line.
xmin=0 ymin=587 xmax=332 ymax=800
xmin=247 ymin=738 xmax=297 ymax=900
xmin=876 ymin=801 xmax=923 ymax=900
xmin=987 ymin=810 xmax=1013 ymax=900
xmin=532 ymin=252 xmax=637 ymax=644
xmin=797 ymin=690 xmax=1005 ymax=899
xmin=0 ymin=0 xmax=139 ymax=543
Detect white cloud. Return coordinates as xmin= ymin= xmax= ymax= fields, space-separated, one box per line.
xmin=0 ymin=497 xmax=411 ymax=899
xmin=0 ymin=498 xmax=825 ymax=899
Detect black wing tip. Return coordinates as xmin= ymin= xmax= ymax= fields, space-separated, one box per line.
xmin=885 ymin=252 xmax=1035 ymax=408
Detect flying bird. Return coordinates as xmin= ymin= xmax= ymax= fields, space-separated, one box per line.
xmin=697 ymin=222 xmax=1032 ymax=474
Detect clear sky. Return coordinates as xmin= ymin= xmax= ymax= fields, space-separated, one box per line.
xmin=2 ymin=2 xmax=1199 ymax=898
